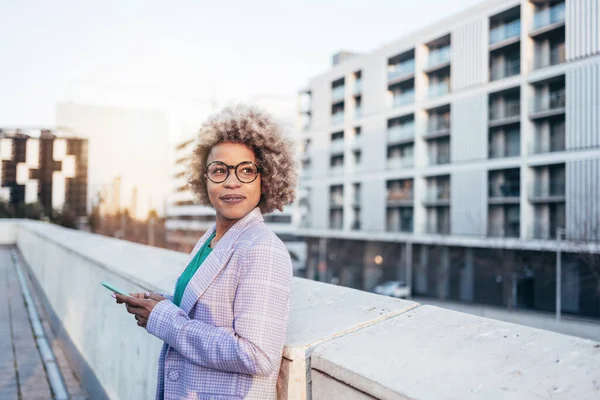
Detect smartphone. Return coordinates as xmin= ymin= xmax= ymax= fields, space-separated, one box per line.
xmin=101 ymin=281 xmax=132 ymax=297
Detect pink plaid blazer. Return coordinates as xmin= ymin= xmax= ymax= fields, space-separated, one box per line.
xmin=146 ymin=207 xmax=293 ymax=400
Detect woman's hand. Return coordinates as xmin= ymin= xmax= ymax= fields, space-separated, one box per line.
xmin=115 ymin=292 xmax=167 ymax=328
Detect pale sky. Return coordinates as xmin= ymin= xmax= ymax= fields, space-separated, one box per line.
xmin=1 ymin=0 xmax=485 ymax=139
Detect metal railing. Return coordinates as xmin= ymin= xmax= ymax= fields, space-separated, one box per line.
xmin=332 ymin=86 xmax=345 ymax=102
xmin=388 ymin=125 xmax=415 ymax=142
xmin=532 ymin=89 xmax=566 ymax=113
xmin=425 ymin=222 xmax=451 ymax=235
xmin=530 ymin=181 xmax=566 ymax=199
xmin=490 ymin=19 xmax=521 ymax=45
xmin=387 ymin=189 xmax=414 ymax=202
xmin=533 ymin=2 xmax=566 ymax=30
xmin=427 ymin=118 xmax=450 ymax=134
xmin=330 ymin=194 xmax=344 ymax=207
xmin=354 ymin=80 xmax=362 ymax=95
xmin=534 ymin=46 xmax=566 ymax=69
xmin=428 ymin=81 xmax=450 ymax=98
xmin=427 ymin=46 xmax=451 ymax=69
xmin=387 ymin=157 xmax=414 ymax=169
xmin=489 ymin=140 xmax=521 ymax=158
xmin=388 ymin=60 xmax=415 ymax=81
xmin=424 ymin=187 xmax=451 ymax=202
xmin=488 ymin=223 xmax=520 ymax=238
xmin=489 ymin=181 xmax=520 ymax=198
xmin=490 ymin=58 xmax=521 ymax=80
xmin=530 ymin=132 xmax=566 ymax=154
xmin=331 ymin=112 xmax=345 ymax=125
xmin=489 ymin=99 xmax=520 ymax=121
xmin=392 ymin=92 xmax=415 ymax=107
xmin=428 ymin=152 xmax=451 ymax=165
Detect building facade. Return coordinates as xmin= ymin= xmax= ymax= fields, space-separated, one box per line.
xmin=297 ymin=0 xmax=600 ymax=317
xmin=0 ymin=129 xmax=88 ymax=218
xmin=165 ymin=136 xmax=307 ymax=271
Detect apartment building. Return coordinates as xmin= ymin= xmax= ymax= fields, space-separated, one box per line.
xmin=0 ymin=128 xmax=88 ymax=218
xmin=297 ymin=0 xmax=600 ymax=318
xmin=165 ymin=136 xmax=306 ymax=271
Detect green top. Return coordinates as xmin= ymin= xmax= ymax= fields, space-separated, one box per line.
xmin=173 ymin=232 xmax=216 ymax=307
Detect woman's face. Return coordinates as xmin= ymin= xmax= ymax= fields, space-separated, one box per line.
xmin=205 ymin=142 xmax=262 ymax=223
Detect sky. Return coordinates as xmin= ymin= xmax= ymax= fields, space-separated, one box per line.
xmin=0 ymin=0 xmax=485 ymax=139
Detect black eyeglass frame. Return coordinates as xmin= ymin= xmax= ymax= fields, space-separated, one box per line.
xmin=205 ymin=161 xmax=263 ymax=184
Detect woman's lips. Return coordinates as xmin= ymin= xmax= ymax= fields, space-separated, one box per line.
xmin=221 ymin=195 xmax=245 ymax=205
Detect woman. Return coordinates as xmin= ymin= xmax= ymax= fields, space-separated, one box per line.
xmin=114 ymin=104 xmax=297 ymax=400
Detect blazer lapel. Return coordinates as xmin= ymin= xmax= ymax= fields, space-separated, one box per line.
xmin=179 ymin=207 xmax=264 ymax=315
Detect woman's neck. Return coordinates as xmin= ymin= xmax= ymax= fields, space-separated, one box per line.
xmin=212 ymin=215 xmax=237 ymax=247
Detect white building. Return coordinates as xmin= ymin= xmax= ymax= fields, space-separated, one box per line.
xmin=297 ymin=0 xmax=600 ymax=318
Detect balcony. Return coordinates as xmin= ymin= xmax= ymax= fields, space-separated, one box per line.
xmin=354 ymin=107 xmax=362 ymax=119
xmin=387 ymin=157 xmax=414 ymax=169
xmin=428 ymin=81 xmax=450 ymax=99
xmin=488 ymin=222 xmax=520 ymax=238
xmin=423 ymin=187 xmax=450 ymax=205
xmin=332 ymin=86 xmax=345 ymax=103
xmin=1 ymin=221 xmax=597 ymax=400
xmin=530 ymin=89 xmax=566 ymax=119
xmin=532 ymin=3 xmax=566 ymax=33
xmin=490 ymin=58 xmax=520 ymax=81
xmin=387 ymin=125 xmax=414 ymax=144
xmin=489 ymin=99 xmax=520 ymax=126
xmin=426 ymin=46 xmax=451 ymax=72
xmin=329 ymin=218 xmax=343 ymax=230
xmin=534 ymin=46 xmax=565 ymax=70
xmin=387 ymin=189 xmax=414 ymax=206
xmin=330 ymin=194 xmax=344 ymax=208
xmin=330 ymin=139 xmax=344 ymax=154
xmin=428 ymin=152 xmax=451 ymax=166
xmin=529 ymin=180 xmax=566 ymax=202
xmin=426 ymin=119 xmax=450 ymax=138
xmin=425 ymin=221 xmax=451 ymax=235
xmin=393 ymin=92 xmax=415 ymax=107
xmin=490 ymin=20 xmax=521 ymax=47
xmin=330 ymin=165 xmax=344 ymax=176
xmin=331 ymin=112 xmax=345 ymax=126
xmin=354 ymin=80 xmax=362 ymax=95
xmin=388 ymin=60 xmax=416 ymax=84
xmin=529 ymin=132 xmax=566 ymax=154
xmin=489 ymin=181 xmax=520 ymax=204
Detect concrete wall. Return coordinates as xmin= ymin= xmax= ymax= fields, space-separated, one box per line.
xmin=2 ymin=220 xmax=599 ymax=400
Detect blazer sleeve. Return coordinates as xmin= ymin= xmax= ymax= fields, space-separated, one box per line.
xmin=146 ymin=234 xmax=293 ymax=376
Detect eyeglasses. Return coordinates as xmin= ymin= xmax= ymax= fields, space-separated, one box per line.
xmin=205 ymin=161 xmax=262 ymax=184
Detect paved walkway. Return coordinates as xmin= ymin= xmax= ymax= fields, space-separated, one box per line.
xmin=415 ymin=297 xmax=600 ymax=343
xmin=0 ymin=247 xmax=87 ymax=400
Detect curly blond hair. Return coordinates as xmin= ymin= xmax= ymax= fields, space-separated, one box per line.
xmin=188 ymin=104 xmax=297 ymax=214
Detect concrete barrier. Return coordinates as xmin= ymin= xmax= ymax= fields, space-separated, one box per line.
xmin=2 ymin=219 xmax=599 ymax=400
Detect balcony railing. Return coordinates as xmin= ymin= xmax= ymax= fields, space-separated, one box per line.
xmin=393 ymin=92 xmax=415 ymax=107
xmin=534 ymin=46 xmax=566 ymax=69
xmin=350 ymin=135 xmax=364 ymax=148
xmin=354 ymin=80 xmax=362 ymax=95
xmin=355 ymin=107 xmax=363 ymax=119
xmin=388 ymin=60 xmax=416 ymax=81
xmin=329 ymin=219 xmax=343 ymax=230
xmin=488 ymin=223 xmax=520 ymax=238
xmin=332 ymin=86 xmax=345 ymax=102
xmin=330 ymin=195 xmax=344 ymax=207
xmin=331 ymin=112 xmax=345 ymax=125
xmin=489 ymin=99 xmax=520 ymax=121
xmin=489 ymin=181 xmax=520 ymax=198
xmin=428 ymin=152 xmax=451 ymax=165
xmin=427 ymin=118 xmax=450 ymax=134
xmin=428 ymin=81 xmax=450 ymax=98
xmin=330 ymin=165 xmax=344 ymax=176
xmin=330 ymin=139 xmax=344 ymax=153
xmin=490 ymin=58 xmax=521 ymax=80
xmin=387 ymin=157 xmax=414 ymax=169
xmin=533 ymin=2 xmax=566 ymax=31
xmin=529 ymin=181 xmax=566 ymax=200
xmin=427 ymin=46 xmax=451 ymax=69
xmin=424 ymin=187 xmax=450 ymax=203
xmin=388 ymin=125 xmax=414 ymax=142
xmin=425 ymin=222 xmax=451 ymax=235
xmin=387 ymin=189 xmax=414 ymax=203
xmin=489 ymin=140 xmax=521 ymax=158
xmin=387 ymin=219 xmax=414 ymax=233
xmin=530 ymin=134 xmax=566 ymax=154
xmin=490 ymin=20 xmax=521 ymax=45
xmin=532 ymin=89 xmax=566 ymax=114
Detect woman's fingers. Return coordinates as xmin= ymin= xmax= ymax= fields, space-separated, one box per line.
xmin=145 ymin=292 xmax=166 ymax=302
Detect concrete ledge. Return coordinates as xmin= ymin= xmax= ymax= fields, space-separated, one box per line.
xmin=311 ymin=305 xmax=600 ymax=400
